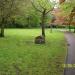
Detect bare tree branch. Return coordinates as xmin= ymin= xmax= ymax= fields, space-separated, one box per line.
xmin=38 ymin=1 xmax=45 ymax=10
xmin=45 ymin=8 xmax=54 ymax=14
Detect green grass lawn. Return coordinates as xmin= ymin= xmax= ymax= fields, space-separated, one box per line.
xmin=0 ymin=29 xmax=67 ymax=75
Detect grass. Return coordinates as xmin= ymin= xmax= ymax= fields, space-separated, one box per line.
xmin=0 ymin=29 xmax=67 ymax=75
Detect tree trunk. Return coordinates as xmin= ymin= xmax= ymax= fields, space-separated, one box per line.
xmin=50 ymin=24 xmax=53 ymax=33
xmin=0 ymin=25 xmax=4 ymax=37
xmin=74 ymin=26 xmax=75 ymax=33
xmin=69 ymin=24 xmax=71 ymax=32
xmin=41 ymin=22 xmax=45 ymax=37
xmin=41 ymin=9 xmax=46 ymax=37
xmin=0 ymin=18 xmax=5 ymax=37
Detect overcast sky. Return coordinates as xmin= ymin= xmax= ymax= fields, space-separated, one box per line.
xmin=50 ymin=0 xmax=59 ymax=3
xmin=50 ymin=0 xmax=59 ymax=8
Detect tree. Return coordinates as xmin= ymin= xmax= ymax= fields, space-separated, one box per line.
xmin=11 ymin=0 xmax=41 ymax=28
xmin=0 ymin=0 xmax=18 ymax=37
xmin=59 ymin=0 xmax=65 ymax=4
xmin=31 ymin=0 xmax=54 ymax=39
xmin=60 ymin=0 xmax=75 ymax=32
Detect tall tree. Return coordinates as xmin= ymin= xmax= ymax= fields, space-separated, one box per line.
xmin=60 ymin=0 xmax=75 ymax=31
xmin=0 ymin=0 xmax=17 ymax=37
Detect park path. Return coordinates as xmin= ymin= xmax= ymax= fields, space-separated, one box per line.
xmin=64 ymin=32 xmax=75 ymax=75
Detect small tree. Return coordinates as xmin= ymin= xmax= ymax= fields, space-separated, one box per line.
xmin=50 ymin=14 xmax=56 ymax=32
xmin=31 ymin=0 xmax=54 ymax=39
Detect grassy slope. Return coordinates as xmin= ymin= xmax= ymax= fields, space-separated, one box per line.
xmin=0 ymin=29 xmax=67 ymax=75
